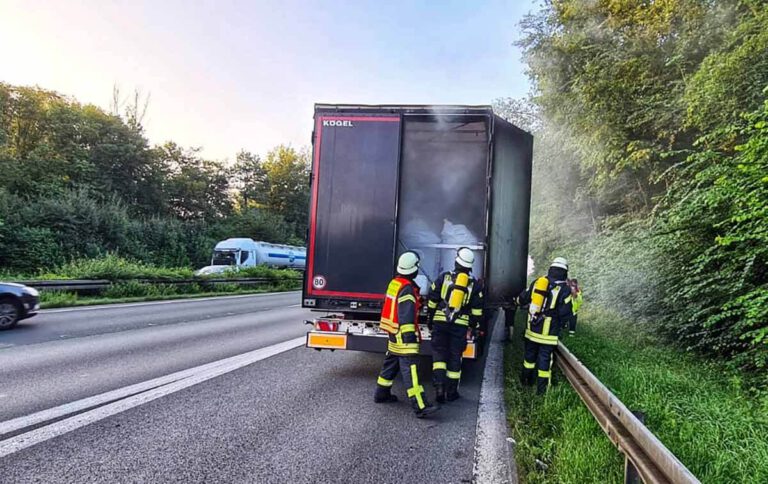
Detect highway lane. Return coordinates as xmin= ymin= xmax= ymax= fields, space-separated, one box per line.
xmin=0 ymin=293 xmax=492 ymax=483
xmin=0 ymin=292 xmax=308 ymax=421
xmin=1 ymin=291 xmax=301 ymax=347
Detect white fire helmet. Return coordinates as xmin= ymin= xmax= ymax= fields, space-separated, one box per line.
xmin=455 ymin=247 xmax=475 ymax=269
xmin=550 ymin=257 xmax=568 ymax=270
xmin=397 ymin=251 xmax=420 ymax=275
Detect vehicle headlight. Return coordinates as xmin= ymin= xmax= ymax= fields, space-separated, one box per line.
xmin=23 ymin=287 xmax=40 ymax=297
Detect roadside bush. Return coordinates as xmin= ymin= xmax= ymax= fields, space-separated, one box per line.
xmin=38 ymin=291 xmax=79 ymax=307
xmin=103 ymin=281 xmax=180 ymax=299
xmin=43 ymin=254 xmax=195 ymax=280
xmin=0 ymin=226 xmax=64 ymax=274
xmin=226 ymin=265 xmax=302 ymax=282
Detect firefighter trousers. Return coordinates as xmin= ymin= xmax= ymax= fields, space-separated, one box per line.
xmin=431 ymin=322 xmax=467 ymax=393
xmin=375 ymin=352 xmax=428 ymax=411
xmin=522 ymin=338 xmax=555 ymax=394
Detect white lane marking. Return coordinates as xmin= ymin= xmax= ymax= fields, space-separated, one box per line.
xmin=472 ymin=312 xmax=516 ymax=484
xmin=287 ymin=304 xmax=301 ymax=308
xmin=41 ymin=291 xmax=301 ymax=314
xmin=0 ymin=337 xmax=304 ymax=458
xmin=0 ymin=337 xmax=304 ymax=439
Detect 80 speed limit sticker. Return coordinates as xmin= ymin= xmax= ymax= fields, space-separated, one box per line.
xmin=312 ymin=275 xmax=327 ymax=289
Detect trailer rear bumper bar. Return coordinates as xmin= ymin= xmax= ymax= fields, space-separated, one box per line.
xmin=305 ymin=330 xmax=478 ymax=359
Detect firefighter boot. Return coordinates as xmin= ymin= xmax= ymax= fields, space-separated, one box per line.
xmin=446 ymin=380 xmax=461 ymax=402
xmin=413 ymin=401 xmax=440 ymax=419
xmin=536 ymin=374 xmax=551 ymax=395
xmin=374 ymin=387 xmax=398 ymax=403
xmin=520 ymin=367 xmax=535 ymax=387
xmin=434 ymin=383 xmax=446 ymax=404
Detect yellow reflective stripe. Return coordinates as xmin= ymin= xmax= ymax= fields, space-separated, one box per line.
xmin=523 ymin=360 xmax=536 ymax=369
xmin=386 ymin=280 xmax=403 ymax=296
xmin=433 ymin=312 xmax=447 ymax=321
xmin=377 ymin=376 xmax=394 ymax=387
xmin=432 ymin=361 xmax=447 ymax=371
xmin=440 ymin=274 xmax=451 ymax=299
xmin=427 ymin=300 xmax=438 ymax=309
xmin=407 ymin=364 xmax=425 ymax=409
xmin=564 ymin=295 xmax=572 ymax=304
xmin=525 ymin=329 xmax=558 ymax=345
xmin=399 ymin=324 xmax=416 ymax=333
xmin=446 ymin=370 xmax=461 ymax=380
xmin=388 ymin=341 xmax=419 ymax=354
xmin=549 ymin=286 xmax=561 ymax=310
xmin=398 ymin=294 xmax=416 ymax=304
xmin=380 ymin=317 xmax=397 ymax=333
xmin=471 ymin=308 xmax=483 ymax=316
xmin=454 ymin=318 xmax=469 ymax=327
xmin=542 ymin=316 xmax=552 ymax=337
xmin=538 ymin=369 xmax=552 ymax=378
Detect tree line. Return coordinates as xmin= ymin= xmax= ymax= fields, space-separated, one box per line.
xmin=499 ymin=0 xmax=767 ymax=386
xmin=0 ymin=83 xmax=310 ymax=273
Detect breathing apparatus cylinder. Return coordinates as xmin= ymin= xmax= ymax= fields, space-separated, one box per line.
xmin=528 ymin=276 xmax=550 ymax=318
xmin=448 ymin=272 xmax=470 ymax=311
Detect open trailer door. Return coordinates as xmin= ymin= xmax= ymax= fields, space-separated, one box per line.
xmin=304 ymin=111 xmax=402 ymax=311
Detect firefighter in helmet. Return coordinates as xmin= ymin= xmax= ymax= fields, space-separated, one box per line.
xmin=374 ymin=251 xmax=439 ymax=418
xmin=518 ymin=257 xmax=573 ymax=394
xmin=427 ymin=247 xmax=484 ymax=403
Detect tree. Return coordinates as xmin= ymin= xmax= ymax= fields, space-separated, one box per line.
xmin=260 ymin=145 xmax=310 ymax=239
xmin=156 ymin=142 xmax=232 ymax=220
xmin=232 ymin=150 xmax=267 ymax=208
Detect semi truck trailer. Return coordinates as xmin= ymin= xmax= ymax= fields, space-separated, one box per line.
xmin=303 ymin=104 xmax=532 ymax=359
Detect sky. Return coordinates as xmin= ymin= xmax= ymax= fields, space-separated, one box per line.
xmin=0 ymin=0 xmax=536 ymax=162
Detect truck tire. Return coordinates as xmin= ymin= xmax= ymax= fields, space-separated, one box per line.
xmin=0 ymin=297 xmax=21 ymax=330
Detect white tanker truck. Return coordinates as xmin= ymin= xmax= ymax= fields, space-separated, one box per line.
xmin=196 ymin=238 xmax=306 ymax=275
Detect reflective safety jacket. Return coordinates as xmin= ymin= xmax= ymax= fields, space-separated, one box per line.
xmin=572 ymin=291 xmax=583 ymax=315
xmin=519 ymin=277 xmax=572 ymax=345
xmin=426 ymin=271 xmax=484 ymax=327
xmin=380 ymin=277 xmax=421 ymax=355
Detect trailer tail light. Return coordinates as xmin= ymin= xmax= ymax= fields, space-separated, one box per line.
xmin=315 ymin=320 xmax=339 ymax=332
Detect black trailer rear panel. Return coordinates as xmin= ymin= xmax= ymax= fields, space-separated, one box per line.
xmin=304 ymin=105 xmax=532 ymax=314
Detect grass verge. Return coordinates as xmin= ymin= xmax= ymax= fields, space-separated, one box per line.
xmin=505 ymin=307 xmax=768 ymax=483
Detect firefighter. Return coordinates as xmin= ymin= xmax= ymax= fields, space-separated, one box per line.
xmin=427 ymin=247 xmax=484 ymax=403
xmin=374 ymin=251 xmax=439 ymax=418
xmin=567 ymin=278 xmax=583 ymax=335
xmin=518 ymin=257 xmax=573 ymax=394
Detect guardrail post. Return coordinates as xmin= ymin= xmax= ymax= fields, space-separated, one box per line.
xmin=624 ymin=410 xmax=645 ymax=484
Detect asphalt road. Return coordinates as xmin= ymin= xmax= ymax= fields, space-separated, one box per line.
xmin=0 ymin=292 xmax=490 ymax=483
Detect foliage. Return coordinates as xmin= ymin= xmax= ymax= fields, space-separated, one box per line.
xmin=505 ymin=309 xmax=768 ymax=483
xmin=518 ymin=0 xmax=768 ymax=387
xmin=41 ymin=254 xmax=195 ymax=280
xmin=0 ymin=82 xmax=310 ymax=275
xmin=655 ymin=97 xmax=768 ymax=375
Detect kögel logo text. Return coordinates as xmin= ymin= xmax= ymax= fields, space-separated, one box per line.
xmin=322 ymin=120 xmax=354 ymax=127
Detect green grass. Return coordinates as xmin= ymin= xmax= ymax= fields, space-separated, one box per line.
xmin=505 ymin=307 xmax=768 ymax=484
xmin=2 ymin=254 xmax=302 ymax=282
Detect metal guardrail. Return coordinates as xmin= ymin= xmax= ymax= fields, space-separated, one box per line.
xmin=19 ymin=278 xmax=303 ymax=293
xmin=556 ymin=342 xmax=700 ymax=484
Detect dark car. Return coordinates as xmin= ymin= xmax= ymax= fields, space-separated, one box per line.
xmin=0 ymin=282 xmax=40 ymax=329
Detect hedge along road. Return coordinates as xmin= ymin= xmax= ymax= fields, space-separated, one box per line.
xmin=0 ymin=292 xmax=498 ymax=483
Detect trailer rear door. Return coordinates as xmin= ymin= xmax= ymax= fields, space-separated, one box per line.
xmin=306 ymin=114 xmax=401 ymax=300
